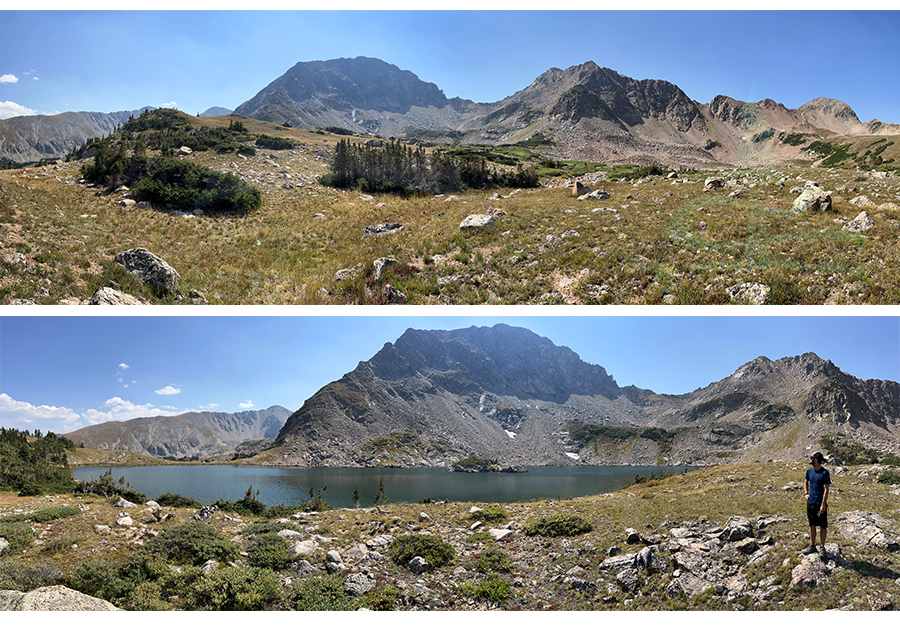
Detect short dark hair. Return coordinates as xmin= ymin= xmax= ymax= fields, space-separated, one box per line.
xmin=810 ymin=451 xmax=825 ymax=463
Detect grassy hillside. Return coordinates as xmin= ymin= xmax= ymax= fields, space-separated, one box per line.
xmin=2 ymin=113 xmax=899 ymax=304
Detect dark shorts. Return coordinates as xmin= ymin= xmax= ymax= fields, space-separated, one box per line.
xmin=807 ymin=502 xmax=828 ymax=528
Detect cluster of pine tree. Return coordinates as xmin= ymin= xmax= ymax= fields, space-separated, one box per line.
xmin=321 ymin=138 xmax=539 ymax=194
xmin=0 ymin=427 xmax=78 ymax=496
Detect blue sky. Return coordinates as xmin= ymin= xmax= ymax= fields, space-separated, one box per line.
xmin=1 ymin=10 xmax=899 ymax=124
xmin=1 ymin=314 xmax=897 ymax=434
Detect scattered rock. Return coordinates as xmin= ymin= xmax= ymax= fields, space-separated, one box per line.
xmin=704 ymin=177 xmax=725 ymax=192
xmin=114 ymin=247 xmax=180 ymax=295
xmin=727 ymin=282 xmax=770 ymax=305
xmin=792 ymin=182 xmax=832 ymax=212
xmin=382 ymin=283 xmax=408 ymax=305
xmin=843 ymin=211 xmax=874 ymax=232
xmin=572 ymin=181 xmax=591 ymax=196
xmin=372 ymin=257 xmax=398 ymax=281
xmin=363 ymin=223 xmax=404 ymax=238
xmin=849 ymin=195 xmax=875 ymax=207
xmin=85 ymin=287 xmax=150 ymax=305
xmin=345 ymin=572 xmax=377 ymax=597
xmin=459 ymin=213 xmax=494 ymax=230
xmin=409 ymin=556 xmax=429 ymax=574
xmin=289 ymin=540 xmax=321 ymax=556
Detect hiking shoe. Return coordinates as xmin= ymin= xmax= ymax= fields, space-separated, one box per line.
xmin=801 ymin=545 xmax=817 ymax=555
xmin=818 ymin=546 xmax=827 ymax=558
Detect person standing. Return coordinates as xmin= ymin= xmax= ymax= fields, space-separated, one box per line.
xmin=803 ymin=451 xmax=831 ymax=555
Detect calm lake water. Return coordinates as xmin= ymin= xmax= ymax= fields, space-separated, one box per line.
xmin=71 ymin=465 xmax=695 ymax=509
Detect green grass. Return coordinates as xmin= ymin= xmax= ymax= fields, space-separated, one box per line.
xmin=3 ymin=127 xmax=900 ymax=305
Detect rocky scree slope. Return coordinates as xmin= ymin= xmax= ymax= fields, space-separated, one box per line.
xmin=258 ymin=326 xmax=899 ymax=468
xmin=67 ymin=405 xmax=291 ymax=459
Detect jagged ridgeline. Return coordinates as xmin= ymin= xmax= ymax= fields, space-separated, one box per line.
xmin=66 ymin=109 xmax=306 ymax=214
xmin=256 ymin=325 xmax=900 ymax=468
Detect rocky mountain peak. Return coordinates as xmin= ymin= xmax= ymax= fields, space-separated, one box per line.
xmin=368 ymin=324 xmax=621 ymax=403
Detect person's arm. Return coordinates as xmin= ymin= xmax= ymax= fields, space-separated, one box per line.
xmin=820 ymin=483 xmax=830 ymax=512
xmin=804 ymin=473 xmax=810 ymax=502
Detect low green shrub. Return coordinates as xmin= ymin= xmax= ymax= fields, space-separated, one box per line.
xmin=522 ymin=513 xmax=593 ymax=537
xmin=189 ymin=566 xmax=282 ymax=611
xmin=877 ymin=469 xmax=900 ymax=485
xmin=469 ymin=546 xmax=513 ymax=573
xmin=66 ymin=558 xmax=133 ymax=603
xmin=357 ymin=585 xmax=403 ymax=611
xmin=0 ymin=561 xmax=64 ymax=591
xmin=0 ymin=522 xmax=38 ymax=552
xmin=154 ymin=493 xmax=202 ymax=508
xmin=248 ymin=532 xmax=293 ymax=571
xmin=142 ymin=521 xmax=240 ymax=566
xmin=290 ymin=575 xmax=354 ymax=611
xmin=458 ymin=576 xmax=512 ymax=605
xmin=0 ymin=505 xmax=81 ymax=523
xmin=386 ymin=534 xmax=455 ymax=570
xmin=468 ymin=506 xmax=508 ymax=524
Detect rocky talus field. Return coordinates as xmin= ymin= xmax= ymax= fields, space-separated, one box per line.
xmin=2 ymin=131 xmax=899 ymax=305
xmin=2 ymin=462 xmax=899 ymax=611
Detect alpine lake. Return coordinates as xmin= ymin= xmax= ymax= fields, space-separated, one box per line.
xmin=72 ymin=464 xmax=696 ymax=509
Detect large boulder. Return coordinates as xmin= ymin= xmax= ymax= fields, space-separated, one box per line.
xmin=114 ymin=248 xmax=180 ymax=295
xmin=792 ymin=182 xmax=832 ymax=213
xmin=459 ymin=214 xmax=494 ymax=230
xmin=86 ymin=287 xmax=150 ymax=305
xmin=835 ymin=511 xmax=899 ymax=551
xmin=0 ymin=586 xmax=118 ymax=611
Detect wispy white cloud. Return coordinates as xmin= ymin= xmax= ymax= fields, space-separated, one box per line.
xmin=155 ymin=385 xmax=181 ymax=396
xmin=0 ymin=74 xmax=18 ymax=84
xmin=160 ymin=101 xmax=178 ymax=108
xmin=238 ymin=400 xmax=254 ymax=409
xmin=0 ymin=101 xmax=37 ymax=119
xmin=0 ymin=393 xmax=82 ymax=432
xmin=199 ymin=403 xmax=219 ymax=410
xmin=118 ymin=363 xmax=130 ymax=370
xmin=82 ymin=397 xmax=180 ymax=425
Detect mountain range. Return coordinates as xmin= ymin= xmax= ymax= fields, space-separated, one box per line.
xmin=66 ymin=405 xmax=291 ymax=459
xmin=0 ymin=107 xmax=153 ymax=164
xmin=5 ymin=57 xmax=899 ymax=167
xmin=66 ymin=326 xmax=899 ymax=467
xmin=258 ymin=325 xmax=898 ymax=467
xmin=232 ymin=57 xmax=900 ymax=167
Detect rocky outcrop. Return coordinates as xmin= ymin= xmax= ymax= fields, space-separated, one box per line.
xmin=792 ymin=182 xmax=833 ymax=212
xmin=835 ymin=511 xmax=899 ymax=551
xmin=114 ymin=248 xmax=181 ymax=296
xmin=0 ymin=585 xmax=118 ymax=611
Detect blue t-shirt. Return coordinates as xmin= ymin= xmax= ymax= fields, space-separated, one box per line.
xmin=806 ymin=466 xmax=831 ymax=505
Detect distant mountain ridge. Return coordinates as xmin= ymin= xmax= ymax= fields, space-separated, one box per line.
xmin=234 ymin=57 xmax=896 ymax=167
xmin=67 ymin=405 xmax=291 ymax=459
xmin=259 ymin=325 xmax=899 ymax=468
xmin=7 ymin=57 xmax=899 ymax=167
xmin=0 ymin=107 xmax=153 ymax=164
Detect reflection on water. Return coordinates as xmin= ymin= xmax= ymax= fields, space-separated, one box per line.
xmin=72 ymin=465 xmax=694 ymax=509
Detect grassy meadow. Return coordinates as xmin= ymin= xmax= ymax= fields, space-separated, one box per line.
xmin=2 ymin=117 xmax=899 ymax=305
